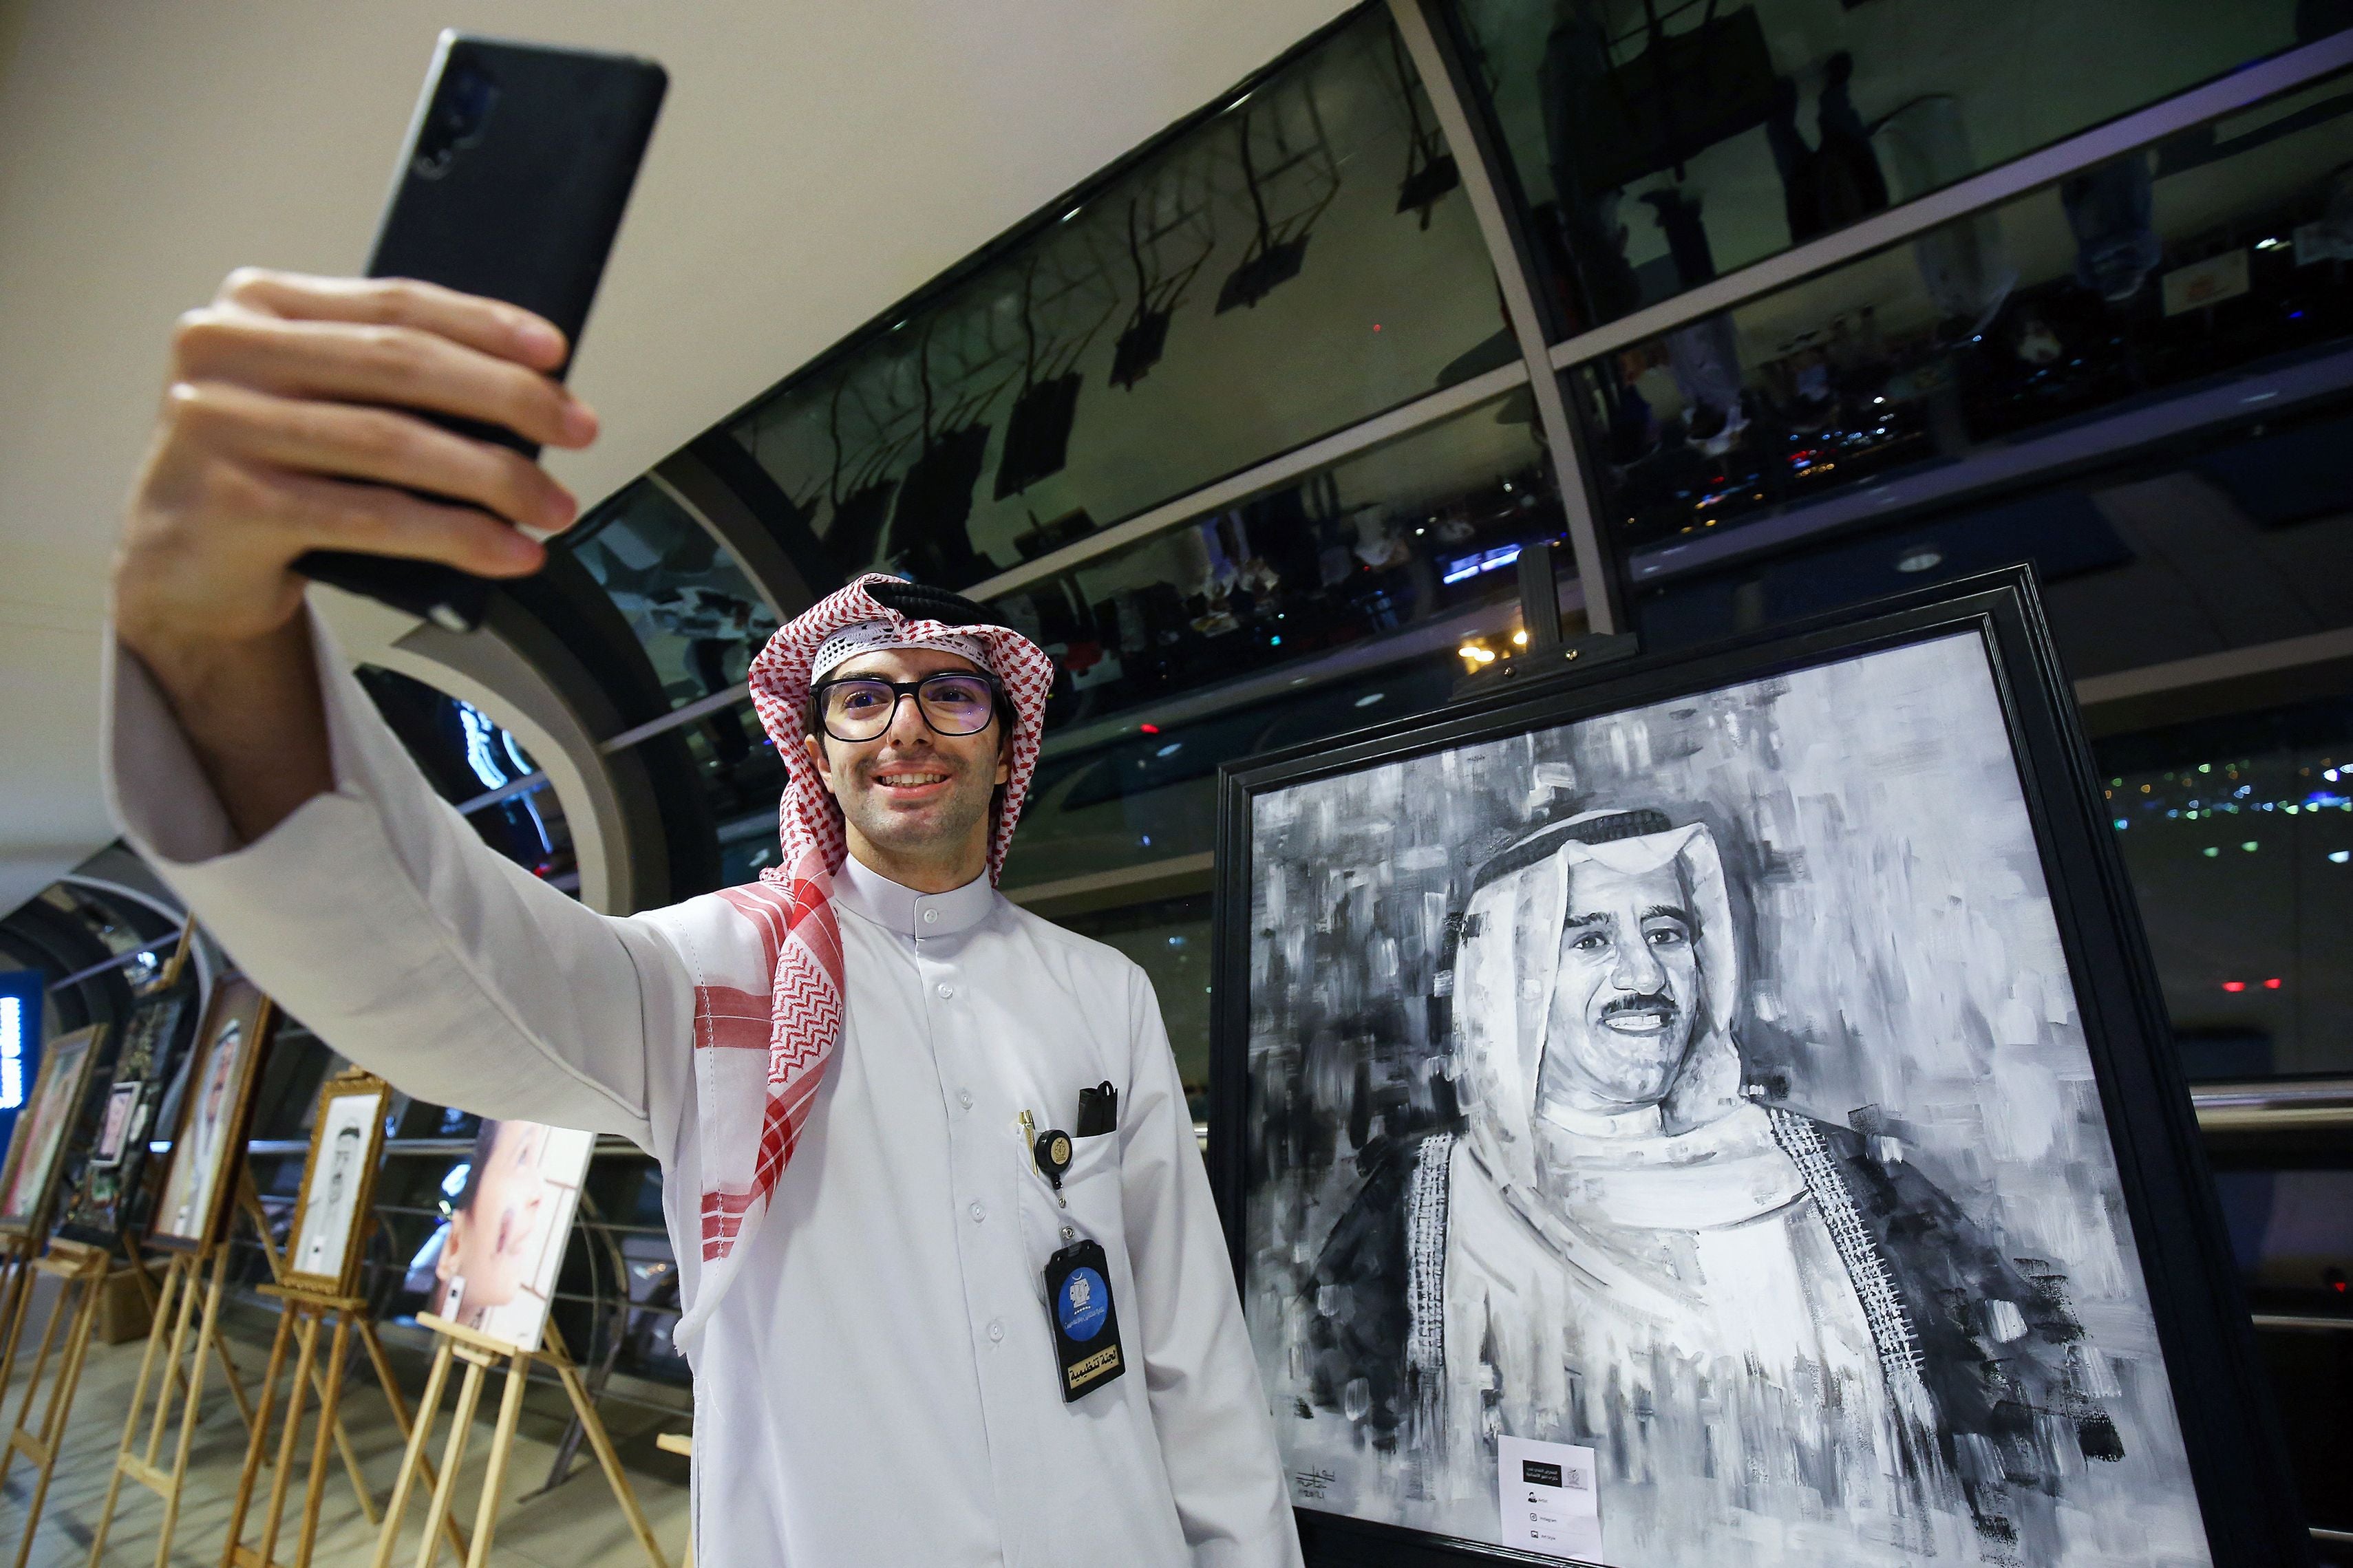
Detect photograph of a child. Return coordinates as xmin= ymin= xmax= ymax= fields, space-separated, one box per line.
xmin=290 ymin=1085 xmax=384 ymax=1285
xmin=423 ymin=1118 xmax=593 ymax=1352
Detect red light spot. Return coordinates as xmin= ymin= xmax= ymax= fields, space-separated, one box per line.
xmin=2264 ymin=977 xmax=2283 ymax=989
xmin=1139 ymin=724 xmax=1160 ymax=735
xmin=2336 ymin=1278 xmax=2348 ymax=1293
xmin=1372 ymin=323 xmax=1382 ymax=332
xmin=2221 ymin=981 xmax=2247 ymax=993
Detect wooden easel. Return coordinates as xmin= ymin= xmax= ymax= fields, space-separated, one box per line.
xmin=0 ymin=1229 xmax=44 ymax=1401
xmin=369 ymin=1313 xmax=667 ymax=1568
xmin=0 ymin=1238 xmax=113 ymax=1568
xmin=82 ymin=1239 xmax=239 ymax=1566
xmin=79 ymin=1184 xmax=379 ymax=1568
xmin=214 ymin=1235 xmax=458 ymax=1567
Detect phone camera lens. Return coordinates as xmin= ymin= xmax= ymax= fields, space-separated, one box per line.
xmin=412 ymin=64 xmax=500 ymax=179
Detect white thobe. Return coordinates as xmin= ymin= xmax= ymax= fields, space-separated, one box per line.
xmin=102 ymin=610 xmax=1301 ymax=1568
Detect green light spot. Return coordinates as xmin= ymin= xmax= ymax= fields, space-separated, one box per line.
xmin=2203 ymin=847 xmax=2220 ymax=857
xmin=2242 ymin=841 xmax=2259 ymax=852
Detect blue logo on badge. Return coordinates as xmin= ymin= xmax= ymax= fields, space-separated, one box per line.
xmin=1057 ymin=1266 xmax=1109 ymax=1342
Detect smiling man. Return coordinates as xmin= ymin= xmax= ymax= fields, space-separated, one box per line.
xmin=102 ymin=271 xmax=1299 ymax=1566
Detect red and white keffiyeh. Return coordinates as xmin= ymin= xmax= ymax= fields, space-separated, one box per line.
xmin=669 ymin=572 xmax=1054 ymax=1340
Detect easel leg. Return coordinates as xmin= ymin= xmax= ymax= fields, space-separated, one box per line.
xmin=0 ymin=1263 xmax=69 ymax=1491
xmin=546 ymin=1339 xmax=668 ymax=1568
xmin=11 ymin=1263 xmax=107 ymax=1568
xmin=289 ymin=1311 xmax=352 ymax=1568
xmin=251 ymin=1309 xmax=321 ymax=1568
xmin=366 ymin=1334 xmax=454 ymax=1568
xmin=83 ymin=1255 xmax=188 ymax=1566
xmin=238 ymin=1176 xmax=374 ymax=1518
xmin=216 ymin=1291 xmax=296 ymax=1567
xmin=149 ymin=1250 xmax=227 ymax=1568
xmin=409 ymin=1350 xmax=487 ymax=1568
xmin=208 ymin=1317 xmax=260 ymax=1437
xmin=461 ymin=1354 xmax=531 ymax=1568
xmin=0 ymin=1237 xmax=39 ymax=1403
xmin=359 ymin=1322 xmax=465 ymax=1562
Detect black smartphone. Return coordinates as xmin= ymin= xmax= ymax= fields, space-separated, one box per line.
xmin=295 ymin=32 xmax=666 ymax=631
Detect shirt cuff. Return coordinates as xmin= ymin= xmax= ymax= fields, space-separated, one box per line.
xmin=101 ymin=601 xmax=376 ymax=874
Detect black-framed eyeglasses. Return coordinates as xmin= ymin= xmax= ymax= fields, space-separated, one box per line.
xmin=813 ymin=672 xmax=1003 ymax=742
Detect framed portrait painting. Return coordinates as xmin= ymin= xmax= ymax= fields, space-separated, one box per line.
xmin=0 ymin=1024 xmax=104 ymax=1237
xmin=148 ymin=976 xmax=278 ymax=1254
xmin=420 ymin=1117 xmax=594 ymax=1353
xmin=285 ymin=1068 xmax=390 ymax=1297
xmin=1211 ymin=570 xmax=2306 ymax=1568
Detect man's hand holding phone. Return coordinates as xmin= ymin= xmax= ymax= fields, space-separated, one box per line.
xmin=112 ymin=267 xmax=597 ymax=843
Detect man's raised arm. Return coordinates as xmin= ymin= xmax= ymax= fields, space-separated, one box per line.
xmin=114 ymin=267 xmax=591 ymax=838
xmin=106 ymin=269 xmax=684 ymax=1150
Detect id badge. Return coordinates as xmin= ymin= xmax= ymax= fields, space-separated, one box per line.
xmin=1043 ymin=1238 xmax=1125 ymax=1402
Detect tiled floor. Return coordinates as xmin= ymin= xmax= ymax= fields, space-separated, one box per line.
xmin=0 ymin=1283 xmax=691 ymax=1567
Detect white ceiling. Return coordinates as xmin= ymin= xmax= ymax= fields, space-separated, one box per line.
xmin=0 ymin=0 xmax=1353 ymax=916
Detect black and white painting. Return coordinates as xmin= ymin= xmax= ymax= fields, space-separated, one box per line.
xmin=1237 ymin=631 xmax=2213 ymax=1567
xmin=290 ymin=1086 xmax=385 ymax=1286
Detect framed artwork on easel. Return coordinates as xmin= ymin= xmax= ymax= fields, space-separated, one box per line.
xmin=55 ymin=954 xmax=200 ymax=1249
xmin=0 ymin=1024 xmax=104 ymax=1237
xmin=146 ymin=976 xmax=278 ymax=1254
xmin=422 ymin=1117 xmax=595 ymax=1353
xmin=284 ymin=1068 xmax=391 ymax=1298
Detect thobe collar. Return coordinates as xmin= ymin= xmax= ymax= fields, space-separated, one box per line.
xmin=833 ymin=852 xmax=997 ymax=943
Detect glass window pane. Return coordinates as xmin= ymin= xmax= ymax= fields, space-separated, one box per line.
xmin=1002 ymin=655 xmax=1463 ymax=894
xmin=564 ymin=481 xmax=780 ymax=711
xmin=2091 ymin=696 xmax=2353 ymax=1081
xmin=984 ymin=388 xmax=1561 ymax=742
xmin=356 ymin=667 xmax=578 ymax=892
xmin=1054 ymin=896 xmax=1214 ymax=1121
xmin=1577 ymin=64 xmax=2353 ymax=649
xmin=1453 ymin=0 xmax=2341 ymax=336
xmin=667 ymin=705 xmax=787 ymax=888
xmin=726 ymin=9 xmax=1509 ymax=593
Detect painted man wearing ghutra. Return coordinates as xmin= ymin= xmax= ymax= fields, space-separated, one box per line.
xmin=1310 ymin=808 xmax=2122 ymax=1566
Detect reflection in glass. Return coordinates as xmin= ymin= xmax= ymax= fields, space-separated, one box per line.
xmin=670 ymin=712 xmax=787 ymax=889
xmin=1001 ymin=656 xmax=1460 ymax=894
xmin=356 ymin=667 xmax=577 ymax=891
xmin=1565 ymin=67 xmax=2353 ymax=553
xmin=986 ymin=392 xmax=1561 ymax=738
xmin=1056 ymin=896 xmax=1214 ymax=1120
xmin=726 ymin=10 xmax=1506 ymax=592
xmin=564 ymin=481 xmax=778 ymax=711
xmin=2091 ymin=694 xmax=2353 ymax=1080
xmin=1452 ymin=0 xmax=2336 ymax=336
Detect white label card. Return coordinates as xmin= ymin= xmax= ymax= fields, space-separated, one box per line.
xmin=1497 ymin=1435 xmax=1601 ymax=1562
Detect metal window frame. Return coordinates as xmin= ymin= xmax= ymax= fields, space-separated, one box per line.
xmin=1542 ymin=28 xmax=2353 ymax=372
xmin=616 ymin=12 xmax=2353 ymax=771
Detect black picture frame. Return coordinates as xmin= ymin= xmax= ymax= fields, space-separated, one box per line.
xmin=1209 ymin=568 xmax=2308 ymax=1568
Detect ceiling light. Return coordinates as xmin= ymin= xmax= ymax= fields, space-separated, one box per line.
xmin=1895 ymin=548 xmax=1943 ymax=574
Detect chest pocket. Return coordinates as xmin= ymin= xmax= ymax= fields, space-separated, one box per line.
xmin=1016 ymin=1131 xmax=1124 ymax=1294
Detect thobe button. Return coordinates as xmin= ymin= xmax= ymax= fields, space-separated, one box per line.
xmin=987 ymin=1320 xmax=1005 ymax=1343
xmin=958 ymin=1089 xmax=975 ymax=1110
xmin=968 ymin=1202 xmax=986 ymax=1223
xmin=922 ymin=908 xmax=939 ymax=925
xmin=937 ymin=982 xmax=955 ymax=999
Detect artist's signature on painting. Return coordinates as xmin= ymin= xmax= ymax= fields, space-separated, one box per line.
xmin=1292 ymin=1468 xmax=1338 ymax=1501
